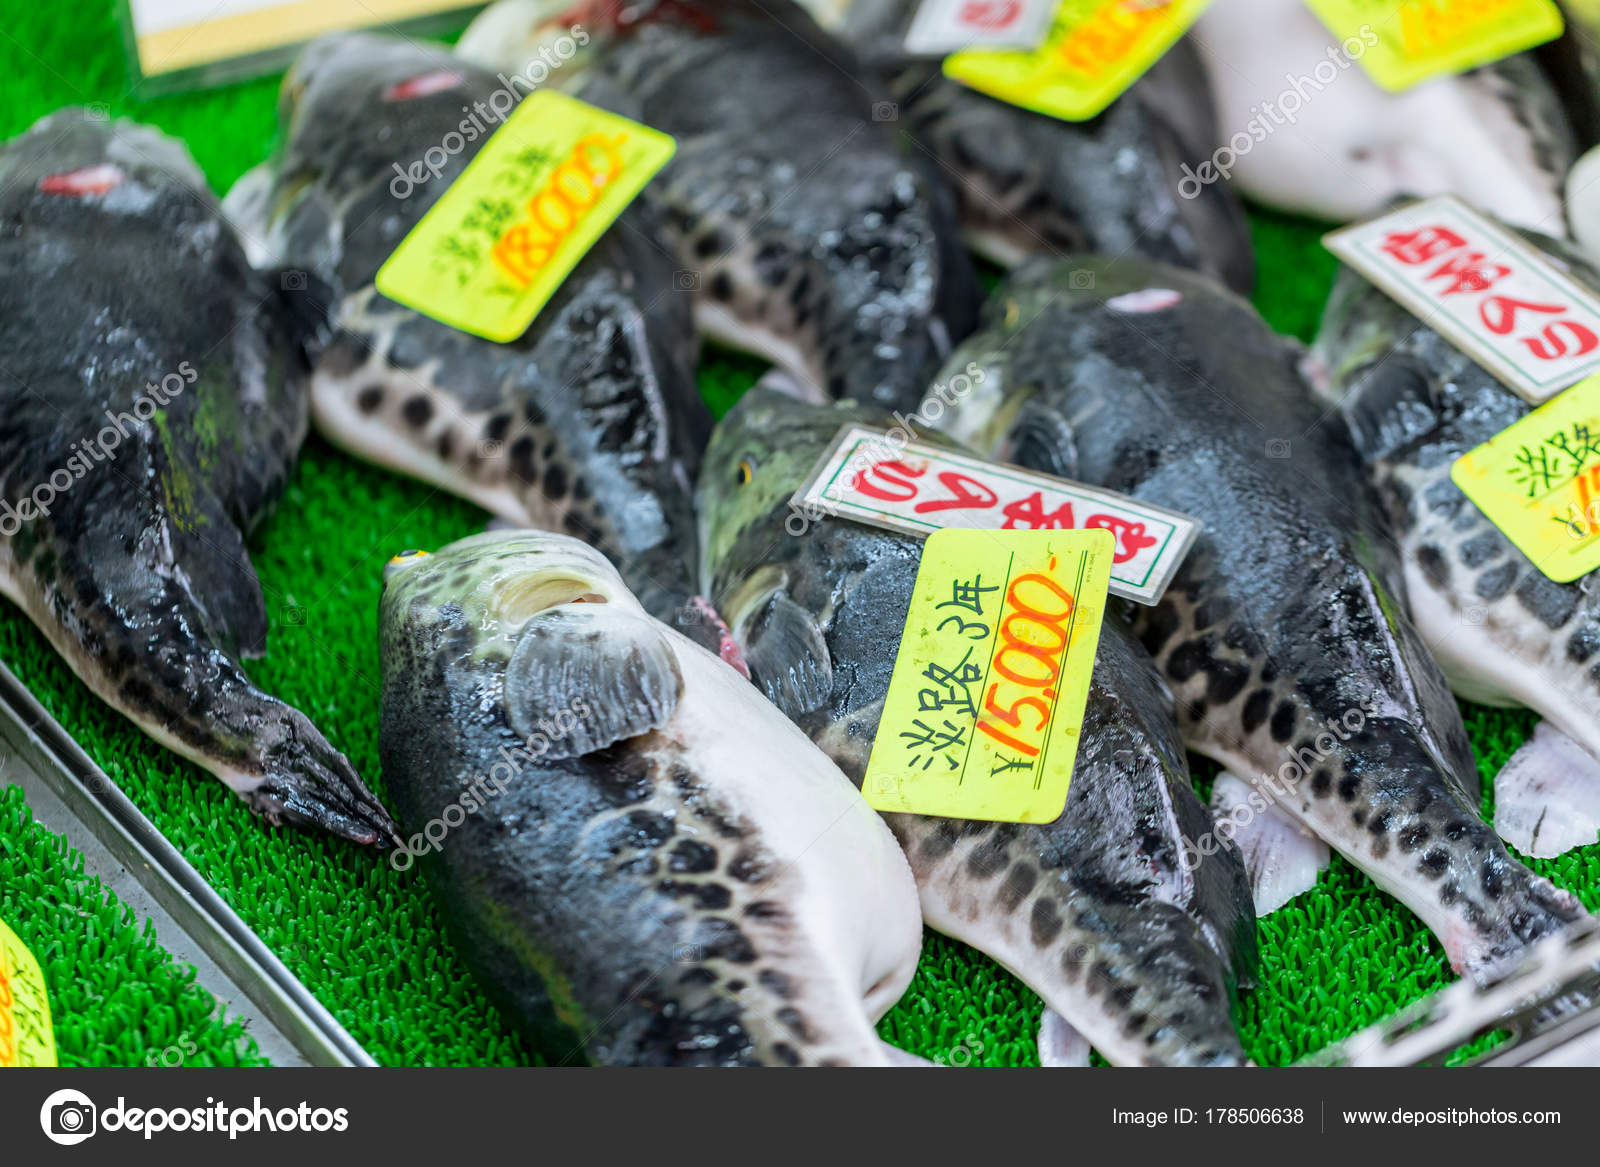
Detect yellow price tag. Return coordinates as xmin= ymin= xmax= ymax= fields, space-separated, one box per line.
xmin=375 ymin=90 xmax=676 ymax=343
xmin=943 ymin=0 xmax=1212 ymax=122
xmin=0 ymin=918 xmax=56 ymax=1067
xmin=1452 ymin=374 xmax=1600 ymax=584
xmin=862 ymin=528 xmax=1113 ymax=823
xmin=1305 ymin=0 xmax=1563 ymax=92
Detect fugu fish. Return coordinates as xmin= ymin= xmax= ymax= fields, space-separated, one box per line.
xmin=836 ymin=0 xmax=1254 ymax=292
xmin=225 ymin=33 xmax=725 ymax=650
xmin=1192 ymin=0 xmax=1575 ymax=232
xmin=458 ymin=0 xmax=982 ymax=411
xmin=1312 ymin=235 xmax=1600 ymax=858
xmin=0 ymin=111 xmax=396 ymax=845
xmin=697 ymin=385 xmax=1257 ymax=1066
xmin=939 ymin=256 xmax=1587 ymax=979
xmin=378 ymin=530 xmax=923 ymax=1065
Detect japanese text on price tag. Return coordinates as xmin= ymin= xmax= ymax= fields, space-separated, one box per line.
xmin=862 ymin=529 xmax=1112 ymax=823
xmin=0 ymin=917 xmax=56 ymax=1067
xmin=1326 ymin=197 xmax=1600 ymax=405
xmin=1305 ymin=0 xmax=1563 ymax=92
xmin=1452 ymin=373 xmax=1600 ymax=582
xmin=376 ymin=90 xmax=674 ymax=342
xmin=943 ymin=0 xmax=1211 ymax=121
xmin=791 ymin=424 xmax=1197 ymax=604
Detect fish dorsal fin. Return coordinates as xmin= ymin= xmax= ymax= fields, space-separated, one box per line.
xmin=504 ymin=604 xmax=684 ymax=759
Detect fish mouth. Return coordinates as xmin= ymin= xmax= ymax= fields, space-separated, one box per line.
xmin=672 ymin=595 xmax=750 ymax=675
xmin=492 ymin=572 xmax=612 ymax=628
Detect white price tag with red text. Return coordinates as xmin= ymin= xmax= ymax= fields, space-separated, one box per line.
xmin=904 ymin=0 xmax=1057 ymax=55
xmin=1325 ymin=196 xmax=1600 ymax=405
xmin=791 ymin=425 xmax=1199 ymax=605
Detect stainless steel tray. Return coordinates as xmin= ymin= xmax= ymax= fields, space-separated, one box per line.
xmin=0 ymin=660 xmax=374 ymax=1067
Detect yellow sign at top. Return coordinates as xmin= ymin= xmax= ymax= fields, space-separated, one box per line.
xmin=1305 ymin=0 xmax=1563 ymax=92
xmin=943 ymin=0 xmax=1212 ymax=122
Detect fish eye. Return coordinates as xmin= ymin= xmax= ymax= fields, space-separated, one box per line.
xmin=736 ymin=458 xmax=756 ymax=486
xmin=383 ymin=548 xmax=431 ymax=585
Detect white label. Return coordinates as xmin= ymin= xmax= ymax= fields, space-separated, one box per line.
xmin=903 ymin=0 xmax=1058 ymax=55
xmin=1325 ymin=196 xmax=1600 ymax=405
xmin=791 ymin=425 xmax=1200 ymax=605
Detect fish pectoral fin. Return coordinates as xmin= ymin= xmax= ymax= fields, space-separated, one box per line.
xmin=161 ymin=492 xmax=271 ymax=660
xmin=1332 ymin=353 xmax=1442 ymax=462
xmin=1210 ymin=772 xmax=1329 ymax=918
xmin=740 ymin=591 xmax=833 ymax=720
xmin=1493 ymin=721 xmax=1600 ymax=859
xmin=1001 ymin=396 xmax=1078 ymax=480
xmin=1037 ymin=1010 xmax=1092 ymax=1068
xmin=504 ymin=605 xmax=685 ymax=759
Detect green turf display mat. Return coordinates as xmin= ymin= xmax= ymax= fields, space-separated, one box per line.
xmin=1 ymin=1 xmax=1596 ymax=1068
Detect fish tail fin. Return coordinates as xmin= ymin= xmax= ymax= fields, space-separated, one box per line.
xmin=889 ymin=816 xmax=1248 ymax=1066
xmin=12 ymin=481 xmax=397 ymax=848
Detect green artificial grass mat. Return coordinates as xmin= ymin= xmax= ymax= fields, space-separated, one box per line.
xmin=1 ymin=0 xmax=1596 ymax=1069
xmin=0 ymin=786 xmax=267 ymax=1067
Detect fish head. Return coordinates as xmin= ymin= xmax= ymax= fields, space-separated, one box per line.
xmin=996 ymin=254 xmax=1198 ymax=320
xmin=277 ymin=32 xmax=477 ymax=196
xmin=697 ymin=377 xmax=873 ymax=596
xmin=0 ymin=110 xmax=208 ymax=216
xmin=265 ymin=33 xmax=493 ymax=283
xmin=381 ymin=530 xmax=643 ymax=663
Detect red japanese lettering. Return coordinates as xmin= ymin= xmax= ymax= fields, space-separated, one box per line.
xmin=912 ymin=471 xmax=999 ymax=514
xmin=1479 ymin=294 xmax=1565 ymax=336
xmin=1426 ymin=251 xmax=1509 ymax=296
xmin=959 ymin=0 xmax=1021 ymax=29
xmin=1521 ymin=320 xmax=1600 ymax=360
xmin=852 ymin=459 xmax=926 ymax=502
xmin=1381 ymin=226 xmax=1465 ymax=265
xmin=1001 ymin=491 xmax=1077 ymax=530
xmin=1086 ymin=514 xmax=1158 ymax=564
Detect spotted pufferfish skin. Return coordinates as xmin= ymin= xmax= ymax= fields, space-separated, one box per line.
xmin=0 ymin=110 xmax=397 ymax=846
xmin=379 ymin=531 xmax=923 ymax=1066
xmin=940 ymin=255 xmax=1587 ymax=983
xmin=1312 ymin=232 xmax=1600 ymax=858
xmin=697 ymin=386 xmax=1259 ymax=1066
xmin=458 ymin=0 xmax=984 ymax=413
xmin=226 ymin=31 xmax=726 ymax=653
xmin=837 ymin=0 xmax=1255 ymax=294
